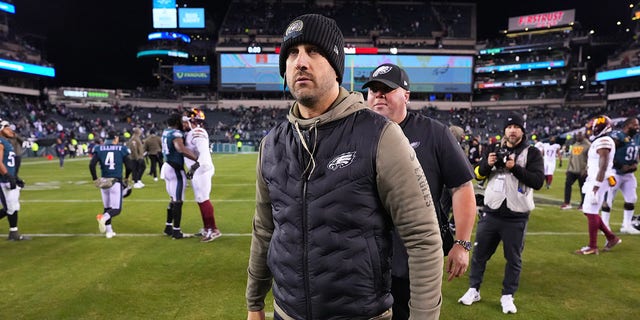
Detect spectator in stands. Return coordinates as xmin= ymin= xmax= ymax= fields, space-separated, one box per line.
xmin=576 ymin=115 xmax=621 ymax=255
xmin=600 ymin=117 xmax=640 ymax=234
xmin=246 ymin=14 xmax=443 ymax=320
xmin=363 ymin=63 xmax=476 ymax=320
xmin=468 ymin=137 xmax=482 ymax=167
xmin=458 ymin=112 xmax=544 ymax=314
xmin=143 ymin=129 xmax=163 ymax=182
xmin=561 ymin=132 xmax=590 ymax=210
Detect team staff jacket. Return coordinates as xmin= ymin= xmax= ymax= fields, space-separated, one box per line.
xmin=392 ymin=113 xmax=474 ymax=276
xmin=246 ymin=87 xmax=443 ymax=320
xmin=476 ymin=138 xmax=544 ymax=217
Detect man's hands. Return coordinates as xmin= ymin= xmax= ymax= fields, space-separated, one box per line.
xmin=446 ymin=245 xmax=470 ymax=281
xmin=186 ymin=161 xmax=200 ymax=180
xmin=247 ymin=311 xmax=266 ymax=320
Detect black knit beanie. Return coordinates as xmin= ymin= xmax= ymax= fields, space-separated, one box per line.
xmin=279 ymin=14 xmax=345 ymax=84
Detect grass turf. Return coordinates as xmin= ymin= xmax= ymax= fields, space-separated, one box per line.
xmin=1 ymin=154 xmax=638 ymax=319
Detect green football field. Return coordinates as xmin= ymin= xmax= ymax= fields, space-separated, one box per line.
xmin=1 ymin=153 xmax=638 ymax=319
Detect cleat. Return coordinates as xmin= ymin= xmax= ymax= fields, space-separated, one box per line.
xmin=172 ymin=231 xmax=184 ymax=239
xmin=133 ymin=181 xmax=144 ymax=189
xmin=172 ymin=230 xmax=192 ymax=239
xmin=603 ymin=237 xmax=621 ymax=251
xmin=458 ymin=288 xmax=481 ymax=306
xmin=163 ymin=225 xmax=173 ymax=236
xmin=560 ymin=203 xmax=572 ymax=210
xmin=620 ymin=226 xmax=640 ymax=235
xmin=193 ymin=228 xmax=205 ymax=237
xmin=500 ymin=295 xmax=517 ymax=314
xmin=105 ymin=231 xmax=117 ymax=239
xmin=8 ymin=231 xmax=31 ymax=241
xmin=96 ymin=214 xmax=107 ymax=233
xmin=575 ymin=246 xmax=599 ymax=255
xmin=201 ymin=229 xmax=222 ymax=242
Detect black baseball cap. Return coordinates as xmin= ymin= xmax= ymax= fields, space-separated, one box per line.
xmin=362 ymin=63 xmax=410 ymax=91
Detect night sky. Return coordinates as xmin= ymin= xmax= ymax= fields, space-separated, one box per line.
xmin=9 ymin=0 xmax=634 ymax=90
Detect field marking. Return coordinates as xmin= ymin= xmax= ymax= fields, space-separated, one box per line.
xmin=20 ymin=231 xmax=589 ymax=238
xmin=22 ymin=199 xmax=256 ymax=203
xmin=23 ymin=233 xmax=253 ymax=237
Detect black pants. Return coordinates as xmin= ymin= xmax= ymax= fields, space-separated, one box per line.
xmin=469 ymin=212 xmax=528 ymax=296
xmin=133 ymin=159 xmax=146 ymax=182
xmin=564 ymin=171 xmax=586 ymax=206
xmin=148 ymin=154 xmax=162 ymax=178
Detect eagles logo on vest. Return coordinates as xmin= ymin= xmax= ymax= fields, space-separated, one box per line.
xmin=328 ymin=151 xmax=356 ymax=171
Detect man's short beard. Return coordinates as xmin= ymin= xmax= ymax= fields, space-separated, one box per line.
xmin=294 ymin=92 xmax=320 ymax=108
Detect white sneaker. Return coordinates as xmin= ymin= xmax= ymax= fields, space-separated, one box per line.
xmin=458 ymin=288 xmax=481 ymax=305
xmin=501 ymin=294 xmax=517 ymax=314
xmin=154 ymin=177 xmax=158 ymax=182
xmin=620 ymin=226 xmax=640 ymax=234
xmin=133 ymin=181 xmax=144 ymax=189
xmin=106 ymin=231 xmax=117 ymax=239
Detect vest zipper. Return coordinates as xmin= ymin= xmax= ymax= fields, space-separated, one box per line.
xmin=302 ymin=178 xmax=312 ymax=317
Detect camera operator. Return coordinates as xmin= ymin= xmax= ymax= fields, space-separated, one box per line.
xmin=458 ymin=112 xmax=544 ymax=314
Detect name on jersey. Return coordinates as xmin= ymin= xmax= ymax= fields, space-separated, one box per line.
xmin=99 ymin=145 xmax=123 ymax=151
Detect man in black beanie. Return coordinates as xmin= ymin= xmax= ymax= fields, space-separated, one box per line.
xmin=458 ymin=111 xmax=544 ymax=314
xmin=246 ymin=13 xmax=443 ymax=320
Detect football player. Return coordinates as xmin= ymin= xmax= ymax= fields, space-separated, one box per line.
xmin=601 ymin=117 xmax=640 ymax=234
xmin=90 ymin=132 xmax=131 ymax=239
xmin=160 ymin=112 xmax=200 ymax=239
xmin=575 ymin=115 xmax=621 ymax=255
xmin=541 ymin=136 xmax=562 ymax=189
xmin=0 ymin=120 xmax=29 ymax=240
xmin=182 ymin=108 xmax=221 ymax=242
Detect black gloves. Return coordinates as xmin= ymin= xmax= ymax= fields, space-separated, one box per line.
xmin=5 ymin=174 xmax=17 ymax=189
xmin=186 ymin=162 xmax=200 ymax=180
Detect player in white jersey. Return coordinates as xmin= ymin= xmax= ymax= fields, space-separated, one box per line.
xmin=575 ymin=115 xmax=621 ymax=255
xmin=534 ymin=138 xmax=544 ymax=153
xmin=541 ymin=136 xmax=562 ymax=189
xmin=182 ymin=108 xmax=221 ymax=242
